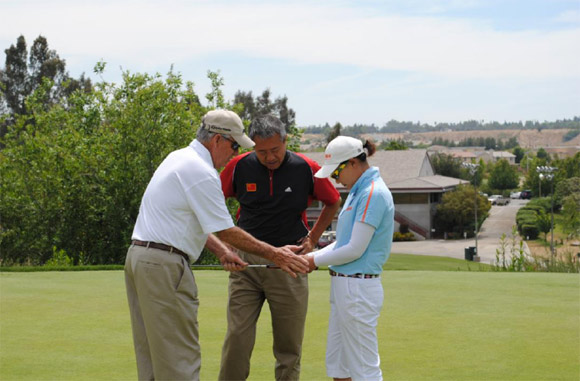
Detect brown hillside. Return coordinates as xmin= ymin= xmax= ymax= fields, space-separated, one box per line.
xmin=301 ymin=129 xmax=580 ymax=151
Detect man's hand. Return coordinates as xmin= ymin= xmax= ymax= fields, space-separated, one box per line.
xmin=305 ymin=253 xmax=317 ymax=273
xmin=283 ymin=244 xmax=303 ymax=254
xmin=206 ymin=234 xmax=248 ymax=272
xmin=271 ymin=246 xmax=309 ymax=278
xmin=218 ymin=249 xmax=248 ymax=272
xmin=296 ymin=236 xmax=316 ymax=255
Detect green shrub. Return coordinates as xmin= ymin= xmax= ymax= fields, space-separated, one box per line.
xmin=516 ymin=212 xmax=537 ymax=225
xmin=528 ymin=198 xmax=553 ymax=213
xmin=520 ymin=204 xmax=544 ymax=214
xmin=517 ymin=219 xmax=537 ymax=232
xmin=393 ymin=232 xmax=416 ymax=241
xmin=515 ymin=205 xmax=544 ymax=236
xmin=521 ymin=224 xmax=539 ymax=240
xmin=516 ymin=209 xmax=538 ymax=233
xmin=45 ymin=247 xmax=73 ymax=267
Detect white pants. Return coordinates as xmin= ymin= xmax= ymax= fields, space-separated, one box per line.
xmin=326 ymin=276 xmax=384 ymax=381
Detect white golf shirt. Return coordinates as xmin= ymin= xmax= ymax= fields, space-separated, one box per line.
xmin=132 ymin=139 xmax=234 ymax=262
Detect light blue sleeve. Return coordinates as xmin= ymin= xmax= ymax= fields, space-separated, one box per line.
xmin=355 ymin=182 xmax=388 ymax=229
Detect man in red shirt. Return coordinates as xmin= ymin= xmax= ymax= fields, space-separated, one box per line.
xmin=219 ymin=115 xmax=341 ymax=380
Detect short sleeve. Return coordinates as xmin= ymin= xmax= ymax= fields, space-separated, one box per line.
xmin=184 ymin=177 xmax=234 ymax=234
xmin=355 ymin=181 xmax=387 ymax=229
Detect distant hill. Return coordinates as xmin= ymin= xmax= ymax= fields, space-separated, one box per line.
xmin=300 ymin=128 xmax=580 ymax=151
xmin=302 ymin=117 xmax=580 ymax=134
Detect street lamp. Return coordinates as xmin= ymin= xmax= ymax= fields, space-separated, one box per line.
xmin=462 ymin=162 xmax=480 ymax=258
xmin=537 ymin=166 xmax=557 ymax=255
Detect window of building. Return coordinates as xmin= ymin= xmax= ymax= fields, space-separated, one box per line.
xmin=393 ymin=193 xmax=429 ymax=204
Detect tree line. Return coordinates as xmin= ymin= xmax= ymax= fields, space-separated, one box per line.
xmin=430 ymin=136 xmax=519 ymax=150
xmin=304 ymin=118 xmax=580 ymax=135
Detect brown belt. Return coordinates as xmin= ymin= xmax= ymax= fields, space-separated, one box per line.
xmin=329 ymin=269 xmax=380 ymax=279
xmin=131 ymin=240 xmax=189 ymax=262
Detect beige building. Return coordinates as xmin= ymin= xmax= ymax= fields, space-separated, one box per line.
xmin=428 ymin=147 xmax=516 ymax=164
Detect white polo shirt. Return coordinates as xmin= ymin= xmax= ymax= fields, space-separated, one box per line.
xmin=132 ymin=139 xmax=235 ymax=262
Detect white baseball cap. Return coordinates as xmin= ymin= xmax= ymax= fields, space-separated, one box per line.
xmin=201 ymin=109 xmax=255 ymax=149
xmin=315 ymin=136 xmax=364 ymax=178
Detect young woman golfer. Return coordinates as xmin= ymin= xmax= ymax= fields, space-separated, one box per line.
xmin=306 ymin=136 xmax=394 ymax=381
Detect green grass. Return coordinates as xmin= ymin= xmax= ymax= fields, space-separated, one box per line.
xmin=385 ymin=253 xmax=492 ymax=271
xmin=0 ymin=265 xmax=124 ymax=272
xmin=1 ymin=268 xmax=578 ymax=380
xmin=0 ymin=254 xmax=488 ymax=272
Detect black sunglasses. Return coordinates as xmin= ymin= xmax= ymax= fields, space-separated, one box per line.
xmin=221 ymin=135 xmax=240 ymax=151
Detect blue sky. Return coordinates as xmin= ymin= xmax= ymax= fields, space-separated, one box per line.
xmin=1 ymin=0 xmax=579 ymax=126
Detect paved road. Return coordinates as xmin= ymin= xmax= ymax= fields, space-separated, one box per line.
xmin=391 ymin=199 xmax=529 ymax=264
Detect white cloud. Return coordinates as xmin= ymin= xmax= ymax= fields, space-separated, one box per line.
xmin=1 ymin=0 xmax=579 ymax=125
xmin=2 ymin=0 xmax=579 ymax=81
xmin=554 ymin=9 xmax=580 ymax=24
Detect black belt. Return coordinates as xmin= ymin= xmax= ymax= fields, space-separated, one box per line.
xmin=132 ymin=240 xmax=189 ymax=262
xmin=329 ymin=269 xmax=380 ymax=279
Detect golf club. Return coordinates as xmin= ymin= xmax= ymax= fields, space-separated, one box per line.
xmin=191 ymin=264 xmax=280 ymax=269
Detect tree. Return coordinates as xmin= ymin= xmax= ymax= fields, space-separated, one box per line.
xmin=512 ymin=146 xmax=525 ymax=164
xmin=233 ymin=88 xmax=296 ymax=129
xmin=536 ymin=211 xmax=552 ymax=241
xmin=431 ymin=153 xmax=462 ymax=178
xmin=554 ymin=177 xmax=580 ymax=205
xmin=1 ymin=35 xmax=92 ymax=140
xmin=232 ymin=90 xmax=255 ymax=121
xmin=489 ymin=159 xmax=519 ymax=191
xmin=232 ymin=88 xmax=300 ymax=151
xmin=1 ymin=35 xmax=92 ymax=113
xmin=557 ymin=152 xmax=580 ymax=178
xmin=327 ymin=122 xmax=342 ymax=143
xmin=561 ymin=195 xmax=580 ymax=237
xmin=484 ymin=137 xmax=497 ymax=150
xmin=0 ymin=66 xmax=206 ymax=265
xmin=434 ymin=185 xmax=491 ymax=237
xmin=505 ymin=137 xmax=519 ymax=149
xmin=382 ymin=139 xmax=408 ymax=150
xmin=1 ymin=35 xmax=28 ymax=115
xmin=536 ymin=148 xmax=550 ymax=161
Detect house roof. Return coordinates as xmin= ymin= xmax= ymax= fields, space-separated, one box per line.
xmin=388 ymin=175 xmax=469 ymax=192
xmin=303 ymin=149 xmax=434 ymax=184
xmin=492 ymin=151 xmax=516 ymax=158
xmin=450 ymin=151 xmax=477 ymax=158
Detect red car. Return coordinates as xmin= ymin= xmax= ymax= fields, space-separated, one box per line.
xmin=317 ymin=231 xmax=336 ymax=248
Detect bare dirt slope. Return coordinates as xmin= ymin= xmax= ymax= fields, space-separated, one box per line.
xmin=301 ymin=129 xmax=580 ymax=151
xmin=365 ymin=129 xmax=580 ymax=149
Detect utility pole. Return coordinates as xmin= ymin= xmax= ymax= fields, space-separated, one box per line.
xmin=462 ymin=162 xmax=480 ymax=257
xmin=537 ymin=166 xmax=557 ymax=256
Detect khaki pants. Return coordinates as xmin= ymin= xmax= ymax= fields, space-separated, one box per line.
xmin=125 ymin=244 xmax=200 ymax=381
xmin=219 ymin=251 xmax=309 ymax=381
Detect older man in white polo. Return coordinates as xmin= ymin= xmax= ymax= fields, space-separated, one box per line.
xmin=125 ymin=109 xmax=309 ymax=381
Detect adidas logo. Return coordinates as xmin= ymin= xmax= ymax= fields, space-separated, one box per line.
xmin=285 ymin=187 xmax=292 ymax=192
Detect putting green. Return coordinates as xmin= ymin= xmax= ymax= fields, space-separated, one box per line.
xmin=1 ymin=270 xmax=578 ymax=380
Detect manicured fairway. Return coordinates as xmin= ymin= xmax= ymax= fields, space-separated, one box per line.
xmin=1 ymin=269 xmax=578 ymax=380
